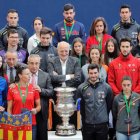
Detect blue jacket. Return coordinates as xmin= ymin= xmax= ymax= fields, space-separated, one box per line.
xmin=53 ymin=20 xmax=86 ymax=47
xmin=0 ymin=77 xmax=8 ymax=108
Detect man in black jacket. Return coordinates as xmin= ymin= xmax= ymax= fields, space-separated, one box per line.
xmin=0 ymin=9 xmax=28 ymax=49
xmin=111 ymin=4 xmax=140 ymax=47
xmin=28 ymin=54 xmax=54 ymax=140
xmin=77 ymin=64 xmax=113 ymax=140
xmin=31 ymin=27 xmax=57 ymax=72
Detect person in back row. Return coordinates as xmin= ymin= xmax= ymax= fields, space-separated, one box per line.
xmin=0 ymin=9 xmax=28 ymax=49
xmin=53 ymin=3 xmax=86 ymax=48
xmin=111 ymin=4 xmax=140 ymax=47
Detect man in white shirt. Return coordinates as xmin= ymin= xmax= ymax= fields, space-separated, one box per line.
xmin=48 ymin=41 xmax=81 ymax=130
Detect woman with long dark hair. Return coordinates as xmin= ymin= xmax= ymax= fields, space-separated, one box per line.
xmin=104 ymin=38 xmax=119 ymax=66
xmin=71 ymin=37 xmax=88 ymax=67
xmin=7 ymin=65 xmax=41 ymax=140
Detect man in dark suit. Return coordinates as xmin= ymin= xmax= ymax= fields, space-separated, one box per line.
xmin=48 ymin=41 xmax=81 ymax=129
xmin=2 ymin=51 xmax=26 ymax=85
xmin=3 ymin=51 xmax=18 ymax=84
xmin=28 ymin=54 xmax=53 ymax=140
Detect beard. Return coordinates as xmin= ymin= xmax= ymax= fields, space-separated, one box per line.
xmin=65 ymin=18 xmax=73 ymax=23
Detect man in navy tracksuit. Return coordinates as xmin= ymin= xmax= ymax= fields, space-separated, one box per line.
xmin=77 ymin=64 xmax=113 ymax=140
xmin=53 ymin=3 xmax=86 ymax=48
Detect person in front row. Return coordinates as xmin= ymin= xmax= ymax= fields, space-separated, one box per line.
xmin=7 ymin=65 xmax=41 ymax=140
xmin=28 ymin=54 xmax=54 ymax=140
xmin=77 ymin=64 xmax=113 ymax=140
xmin=48 ymin=41 xmax=81 ymax=130
xmin=112 ymin=76 xmax=140 ymax=140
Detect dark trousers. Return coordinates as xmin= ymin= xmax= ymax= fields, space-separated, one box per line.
xmin=32 ymin=125 xmax=37 ymax=140
xmin=82 ymin=123 xmax=108 ymax=140
xmin=36 ymin=111 xmax=48 ymax=140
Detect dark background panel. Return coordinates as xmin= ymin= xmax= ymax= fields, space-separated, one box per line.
xmin=0 ymin=0 xmax=139 ymax=36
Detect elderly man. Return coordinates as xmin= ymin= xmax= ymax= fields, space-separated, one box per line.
xmin=28 ymin=54 xmax=53 ymax=140
xmin=48 ymin=41 xmax=81 ymax=129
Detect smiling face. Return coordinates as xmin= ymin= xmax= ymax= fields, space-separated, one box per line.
xmin=40 ymin=34 xmax=52 ymax=46
xmin=7 ymin=33 xmax=19 ymax=48
xmin=57 ymin=42 xmax=70 ymax=62
xmin=107 ymin=41 xmax=115 ymax=53
xmin=19 ymin=68 xmax=31 ymax=83
xmin=88 ymin=68 xmax=99 ymax=83
xmin=90 ymin=48 xmax=100 ymax=64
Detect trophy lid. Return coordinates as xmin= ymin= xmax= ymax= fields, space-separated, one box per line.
xmin=54 ymin=87 xmax=76 ymax=92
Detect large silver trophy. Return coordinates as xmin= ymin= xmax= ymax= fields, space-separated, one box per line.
xmin=54 ymin=87 xmax=76 ymax=136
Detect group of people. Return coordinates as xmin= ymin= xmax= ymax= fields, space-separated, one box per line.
xmin=0 ymin=2 xmax=140 ymax=140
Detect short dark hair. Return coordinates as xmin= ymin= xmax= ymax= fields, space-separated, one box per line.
xmin=88 ymin=64 xmax=100 ymax=73
xmin=7 ymin=9 xmax=18 ymax=14
xmin=120 ymin=37 xmax=132 ymax=46
xmin=63 ymin=3 xmax=75 ymax=11
xmin=120 ymin=4 xmax=131 ymax=12
xmin=7 ymin=29 xmax=18 ymax=37
xmin=40 ymin=27 xmax=52 ymax=36
xmin=121 ymin=76 xmax=132 ymax=83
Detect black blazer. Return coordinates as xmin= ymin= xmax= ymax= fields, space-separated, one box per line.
xmin=37 ymin=69 xmax=54 ymax=120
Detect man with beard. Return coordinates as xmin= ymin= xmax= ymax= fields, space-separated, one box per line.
xmin=111 ymin=4 xmax=140 ymax=47
xmin=53 ymin=3 xmax=86 ymax=48
xmin=77 ymin=64 xmax=113 ymax=140
xmin=108 ymin=37 xmax=140 ymax=95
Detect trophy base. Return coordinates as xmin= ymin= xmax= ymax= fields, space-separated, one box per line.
xmin=55 ymin=124 xmax=76 ymax=136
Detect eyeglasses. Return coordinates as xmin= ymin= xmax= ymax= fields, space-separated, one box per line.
xmin=9 ymin=36 xmax=19 ymax=39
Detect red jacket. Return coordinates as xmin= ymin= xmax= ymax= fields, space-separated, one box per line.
xmin=86 ymin=34 xmax=112 ymax=54
xmin=108 ymin=53 xmax=140 ymax=95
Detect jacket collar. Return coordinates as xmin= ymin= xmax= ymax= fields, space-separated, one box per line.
xmin=119 ymin=53 xmax=133 ymax=61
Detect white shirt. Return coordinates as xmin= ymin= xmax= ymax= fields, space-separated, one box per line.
xmin=30 ymin=71 xmax=38 ymax=86
xmin=60 ymin=59 xmax=71 ymax=87
xmin=27 ymin=34 xmax=40 ymax=54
